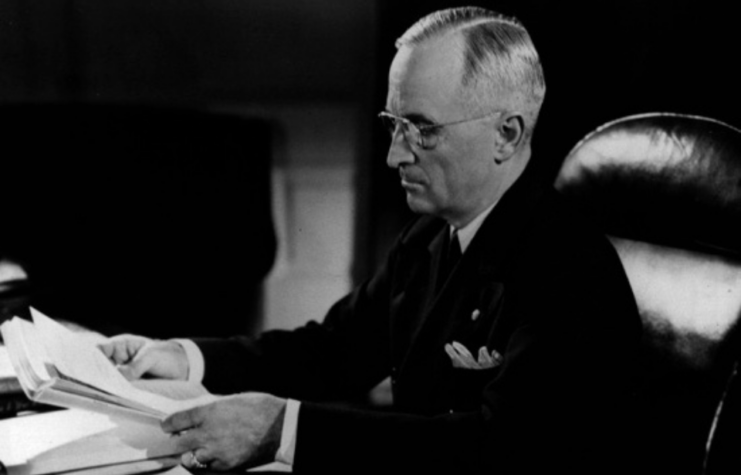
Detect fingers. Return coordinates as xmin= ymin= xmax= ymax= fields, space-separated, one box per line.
xmin=180 ymin=447 xmax=223 ymax=472
xmin=97 ymin=335 xmax=148 ymax=365
xmin=163 ymin=407 xmax=204 ymax=435
xmin=169 ymin=409 xmax=222 ymax=471
xmin=181 ymin=450 xmax=209 ymax=471
xmin=167 ymin=394 xmax=286 ymax=471
xmin=118 ymin=340 xmax=159 ymax=380
xmin=100 ymin=337 xmax=188 ymax=380
xmin=118 ymin=362 xmax=147 ymax=381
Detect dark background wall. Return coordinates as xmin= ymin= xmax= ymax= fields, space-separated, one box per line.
xmin=0 ymin=0 xmax=375 ymax=105
xmin=0 ymin=0 xmax=377 ymax=333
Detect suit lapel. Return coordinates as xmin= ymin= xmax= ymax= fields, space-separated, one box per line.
xmin=396 ymin=170 xmax=550 ymax=391
xmin=423 ymin=171 xmax=547 ymax=323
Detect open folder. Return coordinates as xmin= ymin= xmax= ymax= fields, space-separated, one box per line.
xmin=0 ymin=308 xmax=218 ymax=425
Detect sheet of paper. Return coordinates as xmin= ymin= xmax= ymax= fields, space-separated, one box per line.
xmin=0 ymin=408 xmax=182 ymax=475
xmin=6 ymin=310 xmax=218 ymax=421
xmin=1 ymin=318 xmax=52 ymax=390
xmin=248 ymin=461 xmax=293 ymax=472
xmin=44 ymin=458 xmax=180 ymax=475
xmin=120 ymin=384 xmax=220 ymax=416
xmin=160 ymin=465 xmax=193 ymax=475
xmin=127 ymin=379 xmax=221 ymax=415
xmin=131 ymin=379 xmax=209 ymax=401
xmin=0 ymin=344 xmax=16 ymax=378
xmin=29 ymin=309 xmax=181 ymax=416
xmin=0 ymin=409 xmax=117 ymax=466
xmin=31 ymin=308 xmax=133 ymax=397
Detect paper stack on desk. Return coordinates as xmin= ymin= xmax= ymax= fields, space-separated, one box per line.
xmin=0 ymin=344 xmax=40 ymax=418
xmin=0 ymin=308 xmax=218 ymax=425
xmin=0 ymin=408 xmax=182 ymax=475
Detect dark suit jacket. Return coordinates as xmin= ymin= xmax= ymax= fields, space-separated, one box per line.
xmin=194 ymin=170 xmax=641 ymax=474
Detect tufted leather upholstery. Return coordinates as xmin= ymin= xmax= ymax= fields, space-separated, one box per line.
xmin=554 ymin=113 xmax=741 ymax=475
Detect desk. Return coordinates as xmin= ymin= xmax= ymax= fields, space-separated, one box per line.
xmin=0 ymin=409 xmax=179 ymax=474
xmin=1 ymin=331 xmax=291 ymax=474
xmin=0 ymin=408 xmax=292 ymax=475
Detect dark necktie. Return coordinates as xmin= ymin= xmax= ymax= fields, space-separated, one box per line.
xmin=438 ymin=229 xmax=462 ymax=291
xmin=447 ymin=230 xmax=462 ymax=271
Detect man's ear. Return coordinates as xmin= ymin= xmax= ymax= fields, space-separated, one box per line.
xmin=493 ymin=114 xmax=525 ymax=164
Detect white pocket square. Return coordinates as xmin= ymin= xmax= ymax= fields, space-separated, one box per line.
xmin=445 ymin=341 xmax=503 ymax=369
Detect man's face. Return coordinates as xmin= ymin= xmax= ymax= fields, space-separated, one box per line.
xmin=385 ymin=37 xmax=502 ymax=226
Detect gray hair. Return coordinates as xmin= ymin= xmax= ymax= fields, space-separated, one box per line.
xmin=396 ymin=7 xmax=546 ymax=141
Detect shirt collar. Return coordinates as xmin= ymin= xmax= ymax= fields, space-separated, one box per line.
xmin=451 ymin=201 xmax=498 ymax=253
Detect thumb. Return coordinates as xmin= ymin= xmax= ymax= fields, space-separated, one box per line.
xmin=162 ymin=407 xmax=203 ymax=434
xmin=117 ymin=363 xmax=141 ymax=381
xmin=117 ymin=347 xmax=156 ymax=380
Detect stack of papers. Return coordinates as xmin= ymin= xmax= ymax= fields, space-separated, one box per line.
xmin=0 ymin=308 xmax=217 ymax=424
xmin=1 ymin=345 xmax=16 ymax=379
xmin=0 ymin=408 xmax=181 ymax=475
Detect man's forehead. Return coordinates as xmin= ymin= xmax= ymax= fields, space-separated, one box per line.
xmin=386 ymin=37 xmax=466 ymax=117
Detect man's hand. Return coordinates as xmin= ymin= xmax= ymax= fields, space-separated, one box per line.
xmin=98 ymin=335 xmax=189 ymax=381
xmin=162 ymin=393 xmax=287 ymax=471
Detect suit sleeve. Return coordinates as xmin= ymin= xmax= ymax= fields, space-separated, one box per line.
xmin=191 ymin=241 xmax=399 ymax=401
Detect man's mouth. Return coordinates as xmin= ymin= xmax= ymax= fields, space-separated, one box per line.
xmin=400 ymin=170 xmax=425 ymax=188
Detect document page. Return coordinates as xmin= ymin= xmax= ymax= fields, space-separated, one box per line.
xmin=0 ymin=344 xmax=15 ymax=378
xmin=30 ymin=308 xmax=220 ymax=416
xmin=1 ymin=309 xmax=219 ymax=420
xmin=0 ymin=409 xmax=117 ymax=467
xmin=32 ymin=308 xmax=133 ymax=397
xmin=1 ymin=317 xmax=51 ymax=392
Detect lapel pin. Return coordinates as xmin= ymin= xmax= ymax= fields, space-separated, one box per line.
xmin=471 ymin=309 xmax=481 ymax=321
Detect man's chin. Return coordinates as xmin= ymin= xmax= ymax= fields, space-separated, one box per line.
xmin=405 ymin=194 xmax=436 ymax=216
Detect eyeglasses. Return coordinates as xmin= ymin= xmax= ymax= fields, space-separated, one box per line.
xmin=378 ymin=110 xmax=503 ymax=150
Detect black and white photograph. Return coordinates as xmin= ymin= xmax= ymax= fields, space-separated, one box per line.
xmin=1 ymin=1 xmax=741 ymax=474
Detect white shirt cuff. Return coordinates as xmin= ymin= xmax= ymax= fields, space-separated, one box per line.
xmin=173 ymin=339 xmax=205 ymax=384
xmin=275 ymin=399 xmax=301 ymax=466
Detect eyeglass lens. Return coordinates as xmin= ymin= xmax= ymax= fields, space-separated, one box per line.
xmin=379 ymin=114 xmax=427 ymax=148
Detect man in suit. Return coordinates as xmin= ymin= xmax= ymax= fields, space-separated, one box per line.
xmin=101 ymin=7 xmax=641 ymax=474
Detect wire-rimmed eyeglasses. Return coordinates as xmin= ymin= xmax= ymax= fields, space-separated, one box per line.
xmin=378 ymin=110 xmax=503 ymax=150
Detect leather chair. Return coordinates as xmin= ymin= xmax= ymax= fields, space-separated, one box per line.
xmin=0 ymin=103 xmax=276 ymax=338
xmin=554 ymin=113 xmax=741 ymax=475
xmin=703 ymin=359 xmax=741 ymax=474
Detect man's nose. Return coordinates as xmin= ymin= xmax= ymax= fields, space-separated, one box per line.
xmin=386 ymin=132 xmax=415 ymax=168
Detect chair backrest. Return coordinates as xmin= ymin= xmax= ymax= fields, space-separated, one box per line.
xmin=0 ymin=103 xmax=276 ymax=338
xmin=702 ymin=359 xmax=741 ymax=475
xmin=554 ymin=113 xmax=741 ymax=475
